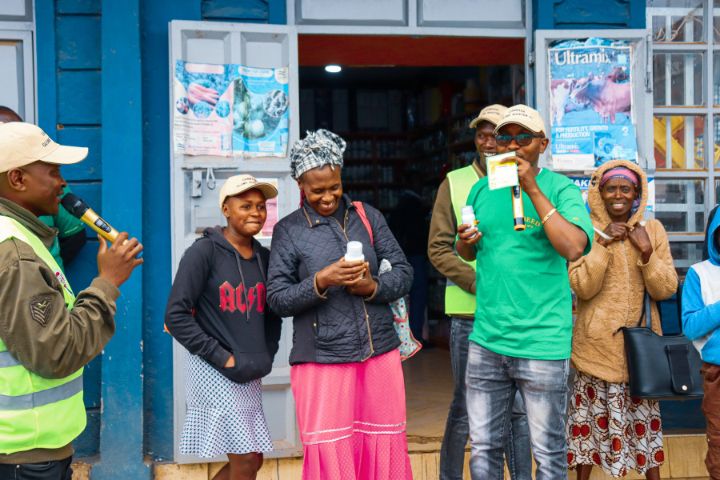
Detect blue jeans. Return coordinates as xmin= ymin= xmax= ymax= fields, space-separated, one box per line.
xmin=440 ymin=318 xmax=532 ymax=480
xmin=466 ymin=342 xmax=569 ymax=480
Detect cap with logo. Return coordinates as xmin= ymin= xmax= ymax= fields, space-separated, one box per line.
xmin=469 ymin=104 xmax=508 ymax=129
xmin=494 ymin=104 xmax=547 ymax=136
xmin=0 ymin=122 xmax=88 ymax=173
xmin=219 ymin=174 xmax=279 ymax=209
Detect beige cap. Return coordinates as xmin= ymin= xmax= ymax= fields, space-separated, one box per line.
xmin=0 ymin=122 xmax=88 ymax=173
xmin=219 ymin=174 xmax=278 ymax=208
xmin=469 ymin=104 xmax=508 ymax=129
xmin=494 ymin=104 xmax=547 ymax=135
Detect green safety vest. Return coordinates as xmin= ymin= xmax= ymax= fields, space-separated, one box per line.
xmin=444 ymin=165 xmax=480 ymax=315
xmin=0 ymin=215 xmax=85 ymax=455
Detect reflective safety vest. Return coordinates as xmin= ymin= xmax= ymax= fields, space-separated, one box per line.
xmin=444 ymin=165 xmax=480 ymax=315
xmin=0 ymin=215 xmax=85 ymax=455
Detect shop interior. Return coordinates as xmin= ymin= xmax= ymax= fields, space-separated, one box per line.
xmin=298 ymin=34 xmax=525 ymax=448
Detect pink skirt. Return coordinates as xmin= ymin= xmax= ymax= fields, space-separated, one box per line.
xmin=291 ymin=349 xmax=413 ymax=480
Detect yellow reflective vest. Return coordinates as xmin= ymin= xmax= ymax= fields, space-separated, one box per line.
xmin=0 ymin=216 xmax=85 ymax=455
xmin=444 ymin=165 xmax=479 ymax=316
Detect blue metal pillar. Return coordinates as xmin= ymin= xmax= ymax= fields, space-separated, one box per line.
xmin=90 ymin=0 xmax=148 ymax=477
xmin=140 ymin=0 xmax=201 ymax=463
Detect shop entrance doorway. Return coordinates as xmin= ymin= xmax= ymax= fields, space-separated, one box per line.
xmin=299 ymin=34 xmax=526 ymax=450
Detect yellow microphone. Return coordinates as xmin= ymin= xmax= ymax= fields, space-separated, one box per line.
xmin=511 ymin=185 xmax=525 ymax=231
xmin=61 ymin=193 xmax=120 ymax=242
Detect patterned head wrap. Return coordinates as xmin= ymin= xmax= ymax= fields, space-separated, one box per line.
xmin=289 ymin=129 xmax=346 ymax=180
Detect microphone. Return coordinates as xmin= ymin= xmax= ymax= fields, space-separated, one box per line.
xmin=60 ymin=193 xmax=120 ymax=242
xmin=511 ymin=185 xmax=526 ymax=231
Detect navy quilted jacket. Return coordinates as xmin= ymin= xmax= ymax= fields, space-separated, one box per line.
xmin=267 ymin=196 xmax=413 ymax=364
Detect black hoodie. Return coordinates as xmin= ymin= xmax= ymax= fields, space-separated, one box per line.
xmin=165 ymin=226 xmax=281 ymax=383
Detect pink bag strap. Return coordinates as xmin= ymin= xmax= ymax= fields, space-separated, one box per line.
xmin=352 ymin=201 xmax=374 ymax=246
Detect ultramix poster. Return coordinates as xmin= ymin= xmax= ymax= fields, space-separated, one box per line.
xmin=173 ymin=61 xmax=289 ymax=158
xmin=548 ymin=38 xmax=638 ymax=171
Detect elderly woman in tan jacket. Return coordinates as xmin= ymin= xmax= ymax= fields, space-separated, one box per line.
xmin=567 ymin=160 xmax=678 ymax=479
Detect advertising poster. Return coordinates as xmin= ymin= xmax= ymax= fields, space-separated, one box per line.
xmin=256 ymin=178 xmax=279 ymax=239
xmin=549 ymin=38 xmax=638 ymax=170
xmin=173 ymin=62 xmax=290 ymax=158
xmin=232 ymin=66 xmax=290 ymax=158
xmin=173 ymin=61 xmax=234 ymax=156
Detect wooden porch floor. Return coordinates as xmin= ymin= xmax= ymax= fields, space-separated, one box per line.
xmin=76 ymin=348 xmax=711 ymax=479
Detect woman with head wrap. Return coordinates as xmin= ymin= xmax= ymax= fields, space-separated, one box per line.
xmin=566 ymin=160 xmax=678 ymax=479
xmin=266 ymin=130 xmax=414 ymax=479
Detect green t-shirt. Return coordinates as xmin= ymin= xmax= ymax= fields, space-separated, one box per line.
xmin=465 ymin=168 xmax=593 ymax=360
xmin=38 ymin=187 xmax=85 ymax=271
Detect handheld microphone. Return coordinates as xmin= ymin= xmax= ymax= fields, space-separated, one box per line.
xmin=511 ymin=185 xmax=526 ymax=231
xmin=60 ymin=193 xmax=120 ymax=242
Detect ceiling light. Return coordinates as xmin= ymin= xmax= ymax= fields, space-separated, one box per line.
xmin=324 ymin=64 xmax=342 ymax=73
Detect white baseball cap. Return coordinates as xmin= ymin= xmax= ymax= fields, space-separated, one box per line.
xmin=469 ymin=104 xmax=508 ymax=129
xmin=219 ymin=174 xmax=278 ymax=209
xmin=0 ymin=122 xmax=88 ymax=173
xmin=494 ymin=104 xmax=547 ymax=135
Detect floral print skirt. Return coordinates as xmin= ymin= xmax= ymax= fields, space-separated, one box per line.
xmin=567 ymin=371 xmax=664 ymax=477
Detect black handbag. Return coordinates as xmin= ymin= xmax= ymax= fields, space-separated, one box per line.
xmin=621 ymin=292 xmax=704 ymax=400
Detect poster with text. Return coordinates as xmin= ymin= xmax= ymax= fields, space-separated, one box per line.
xmin=256 ymin=178 xmax=279 ymax=239
xmin=549 ymin=38 xmax=638 ymax=170
xmin=173 ymin=61 xmax=234 ymax=156
xmin=232 ymin=66 xmax=290 ymax=158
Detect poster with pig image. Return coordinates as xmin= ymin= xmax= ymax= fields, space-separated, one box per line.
xmin=173 ymin=61 xmax=234 ymax=156
xmin=548 ymin=38 xmax=638 ymax=170
xmin=232 ymin=66 xmax=289 ymax=158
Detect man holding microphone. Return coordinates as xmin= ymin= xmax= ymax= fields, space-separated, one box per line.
xmin=456 ymin=105 xmax=593 ymax=479
xmin=428 ymin=104 xmax=531 ymax=479
xmin=0 ymin=122 xmax=142 ymax=479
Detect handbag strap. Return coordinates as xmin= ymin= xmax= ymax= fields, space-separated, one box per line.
xmin=636 ymin=291 xmax=653 ymax=329
xmin=352 ymin=201 xmax=374 ymax=246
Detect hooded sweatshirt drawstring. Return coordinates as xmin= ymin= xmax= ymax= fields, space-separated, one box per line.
xmin=233 ymin=249 xmax=266 ymax=323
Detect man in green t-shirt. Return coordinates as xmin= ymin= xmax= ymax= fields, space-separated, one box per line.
xmin=456 ymin=104 xmax=593 ymax=479
xmin=0 ymin=107 xmax=86 ymax=271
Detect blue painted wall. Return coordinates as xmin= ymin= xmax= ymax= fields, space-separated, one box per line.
xmin=37 ymin=0 xmax=148 ymax=475
xmin=534 ymin=0 xmax=646 ymax=30
xmin=36 ymin=0 xmax=103 ymax=458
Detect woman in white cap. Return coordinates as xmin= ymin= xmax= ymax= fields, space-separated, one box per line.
xmin=165 ymin=175 xmax=282 ymax=480
xmin=267 ymin=129 xmax=414 ymax=480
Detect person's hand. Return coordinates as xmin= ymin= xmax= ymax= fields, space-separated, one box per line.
xmin=457 ymin=223 xmax=482 ymax=246
xmin=627 ymin=223 xmax=653 ymax=263
xmin=315 ymin=258 xmax=368 ymax=291
xmin=515 ymin=155 xmax=539 ymax=194
xmin=597 ymin=222 xmax=628 ymax=247
xmin=97 ymin=232 xmax=143 ymax=288
xmin=187 ymin=83 xmax=219 ymax=107
xmin=224 ymin=355 xmax=235 ymax=369
xmin=347 ymin=263 xmax=378 ymax=297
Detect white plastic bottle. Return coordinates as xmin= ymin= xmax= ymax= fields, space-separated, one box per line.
xmin=345 ymin=241 xmax=365 ymax=262
xmin=461 ymin=206 xmax=478 ymax=239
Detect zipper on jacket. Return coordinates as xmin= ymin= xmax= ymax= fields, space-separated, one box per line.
xmin=334 ymin=209 xmax=375 ymax=359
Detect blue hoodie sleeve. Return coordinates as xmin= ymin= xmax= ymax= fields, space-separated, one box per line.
xmin=681 ymin=267 xmax=720 ymax=340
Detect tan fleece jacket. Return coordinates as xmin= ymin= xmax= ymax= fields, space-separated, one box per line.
xmin=427 ymin=158 xmax=484 ymax=319
xmin=569 ymin=160 xmax=678 ymax=383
